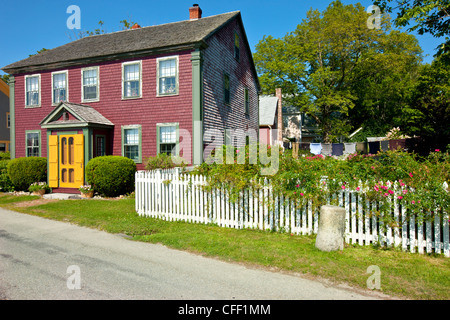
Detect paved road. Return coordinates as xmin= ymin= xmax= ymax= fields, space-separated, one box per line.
xmin=0 ymin=208 xmax=388 ymax=300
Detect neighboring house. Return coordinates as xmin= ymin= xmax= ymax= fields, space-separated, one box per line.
xmin=2 ymin=5 xmax=260 ymax=193
xmin=0 ymin=80 xmax=10 ymax=152
xmin=259 ymin=88 xmax=282 ymax=146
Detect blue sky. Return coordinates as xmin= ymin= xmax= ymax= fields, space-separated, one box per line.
xmin=0 ymin=0 xmax=443 ymax=76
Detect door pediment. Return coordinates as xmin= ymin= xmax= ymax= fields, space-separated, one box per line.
xmin=40 ymin=102 xmax=114 ymax=129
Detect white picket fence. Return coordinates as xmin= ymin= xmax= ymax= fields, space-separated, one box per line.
xmin=135 ymin=170 xmax=450 ymax=257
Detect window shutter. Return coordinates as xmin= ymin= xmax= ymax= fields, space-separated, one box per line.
xmin=74 ymin=134 xmax=84 ymax=186
xmin=48 ymin=135 xmax=59 ymax=188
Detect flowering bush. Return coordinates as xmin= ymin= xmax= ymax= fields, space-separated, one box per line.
xmin=192 ymin=145 xmax=449 ymax=224
xmin=28 ymin=182 xmax=50 ymax=193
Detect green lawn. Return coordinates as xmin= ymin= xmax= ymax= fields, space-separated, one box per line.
xmin=1 ymin=193 xmax=449 ymax=300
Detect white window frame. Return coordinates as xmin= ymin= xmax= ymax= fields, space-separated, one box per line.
xmin=156 ymin=56 xmax=179 ymax=97
xmin=51 ymin=70 xmax=69 ymax=105
xmin=24 ymin=74 xmax=41 ymax=108
xmin=81 ymin=66 xmax=100 ymax=102
xmin=122 ymin=60 xmax=142 ymax=99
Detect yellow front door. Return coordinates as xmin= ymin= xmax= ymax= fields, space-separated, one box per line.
xmin=58 ymin=134 xmax=84 ymax=188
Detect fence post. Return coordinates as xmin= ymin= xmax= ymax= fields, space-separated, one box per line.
xmin=315 ymin=205 xmax=346 ymax=252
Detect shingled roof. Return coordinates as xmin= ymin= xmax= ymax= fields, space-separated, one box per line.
xmin=3 ymin=11 xmax=240 ymax=74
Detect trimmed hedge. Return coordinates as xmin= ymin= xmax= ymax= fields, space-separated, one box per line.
xmin=86 ymin=156 xmax=136 ymax=197
xmin=7 ymin=157 xmax=47 ymax=191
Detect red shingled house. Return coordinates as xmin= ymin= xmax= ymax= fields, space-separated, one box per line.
xmin=2 ymin=5 xmax=260 ymax=193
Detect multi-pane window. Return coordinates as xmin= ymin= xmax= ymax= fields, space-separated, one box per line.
xmin=159 ymin=125 xmax=177 ymax=155
xmin=26 ymin=131 xmax=40 ymax=157
xmin=234 ymin=32 xmax=240 ymax=61
xmin=123 ymin=127 xmax=140 ymax=162
xmin=96 ymin=136 xmax=105 ymax=157
xmin=158 ymin=57 xmax=178 ymax=95
xmin=25 ymin=75 xmax=40 ymax=106
xmin=123 ymin=62 xmax=141 ymax=98
xmin=224 ymin=73 xmax=230 ymax=105
xmin=52 ymin=71 xmax=68 ymax=104
xmin=82 ymin=67 xmax=99 ymax=101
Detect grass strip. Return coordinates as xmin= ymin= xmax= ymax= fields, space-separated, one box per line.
xmin=1 ymin=193 xmax=449 ymax=300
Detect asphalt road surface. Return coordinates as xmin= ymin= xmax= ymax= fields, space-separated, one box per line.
xmin=0 ymin=207 xmax=389 ymax=301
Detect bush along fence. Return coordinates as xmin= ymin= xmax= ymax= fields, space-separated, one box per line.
xmin=135 ymin=169 xmax=449 ymax=257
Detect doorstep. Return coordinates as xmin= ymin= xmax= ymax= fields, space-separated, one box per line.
xmin=43 ymin=193 xmax=83 ymax=200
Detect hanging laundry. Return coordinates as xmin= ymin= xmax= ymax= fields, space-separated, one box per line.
xmin=343 ymin=142 xmax=356 ymax=154
xmin=368 ymin=141 xmax=380 ymax=154
xmin=380 ymin=140 xmax=389 ymax=151
xmin=321 ymin=143 xmax=332 ymax=156
xmin=332 ymin=143 xmax=344 ymax=156
xmin=356 ymin=142 xmax=367 ymax=154
xmin=310 ymin=143 xmax=322 ymax=155
xmin=389 ymin=139 xmax=406 ymax=151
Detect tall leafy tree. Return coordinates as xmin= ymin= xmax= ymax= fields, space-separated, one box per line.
xmin=375 ymin=0 xmax=450 ymax=56
xmin=254 ymin=0 xmax=422 ymax=142
xmin=405 ymin=53 xmax=450 ymax=151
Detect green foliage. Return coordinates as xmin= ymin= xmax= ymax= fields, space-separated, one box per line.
xmin=254 ymin=0 xmax=423 ymax=142
xmin=7 ymin=157 xmax=47 ymax=191
xmin=375 ymin=0 xmax=450 ymax=56
xmin=86 ymin=156 xmax=136 ymax=197
xmin=192 ymin=147 xmax=450 ymax=224
xmin=144 ymin=153 xmax=187 ymax=170
xmin=0 ymin=152 xmax=13 ymax=192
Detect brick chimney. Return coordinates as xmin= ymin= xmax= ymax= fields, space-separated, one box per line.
xmin=189 ymin=4 xmax=202 ymax=20
xmin=276 ymin=88 xmax=283 ymax=142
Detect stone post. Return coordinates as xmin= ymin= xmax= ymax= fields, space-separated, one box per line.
xmin=315 ymin=205 xmax=346 ymax=252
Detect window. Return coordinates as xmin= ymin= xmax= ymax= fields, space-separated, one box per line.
xmin=6 ymin=112 xmax=10 ymax=128
xmin=123 ymin=61 xmax=141 ymax=99
xmin=157 ymin=124 xmax=178 ymax=156
xmin=52 ymin=71 xmax=68 ymax=104
xmin=25 ymin=75 xmax=40 ymax=107
xmin=122 ymin=125 xmax=141 ymax=162
xmin=244 ymin=88 xmax=249 ymax=114
xmin=26 ymin=131 xmax=40 ymax=157
xmin=234 ymin=32 xmax=240 ymax=61
xmin=82 ymin=67 xmax=99 ymax=101
xmin=157 ymin=56 xmax=178 ymax=96
xmin=96 ymin=136 xmax=105 ymax=157
xmin=224 ymin=73 xmax=230 ymax=105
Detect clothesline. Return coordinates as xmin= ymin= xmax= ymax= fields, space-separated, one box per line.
xmin=295 ymin=138 xmax=410 ymax=156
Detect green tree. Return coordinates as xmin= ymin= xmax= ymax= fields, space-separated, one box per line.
xmin=254 ymin=0 xmax=423 ymax=142
xmin=405 ymin=53 xmax=450 ymax=152
xmin=375 ymin=0 xmax=450 ymax=56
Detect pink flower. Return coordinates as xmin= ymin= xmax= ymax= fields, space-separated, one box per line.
xmin=374 ymin=186 xmax=379 ymax=192
xmin=371 ymin=166 xmax=375 ymax=170
xmin=411 ymin=200 xmax=415 ymax=204
xmin=409 ymin=173 xmax=413 ymax=177
xmin=356 ymin=187 xmax=360 ymax=191
xmin=403 ymin=190 xmax=408 ymax=194
xmin=435 ymin=149 xmax=440 ymax=152
xmin=341 ymin=185 xmax=346 ymax=190
xmin=398 ymin=196 xmax=403 ymax=200
xmin=388 ymin=190 xmax=394 ymax=195
xmin=400 ymin=182 xmax=405 ymax=187
xmin=384 ymin=193 xmax=389 ymax=197
xmin=300 ymin=193 xmax=304 ymax=196
xmin=296 ymin=184 xmax=300 ymax=188
xmin=294 ymin=192 xmax=296 ymax=195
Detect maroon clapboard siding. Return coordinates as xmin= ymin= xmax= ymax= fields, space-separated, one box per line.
xmin=13 ymin=51 xmax=194 ymax=169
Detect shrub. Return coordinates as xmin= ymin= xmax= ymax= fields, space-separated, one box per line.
xmin=0 ymin=152 xmax=13 ymax=192
xmin=7 ymin=157 xmax=47 ymax=191
xmin=145 ymin=153 xmax=188 ymax=170
xmin=86 ymin=156 xmax=136 ymax=197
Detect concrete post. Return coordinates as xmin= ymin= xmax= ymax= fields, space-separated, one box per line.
xmin=315 ymin=205 xmax=346 ymax=252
